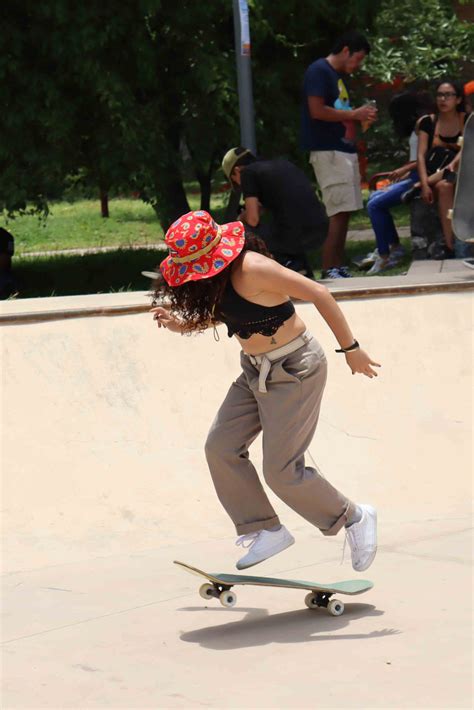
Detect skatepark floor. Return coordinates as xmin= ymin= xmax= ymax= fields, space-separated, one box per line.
xmin=1 ymin=289 xmax=472 ymax=708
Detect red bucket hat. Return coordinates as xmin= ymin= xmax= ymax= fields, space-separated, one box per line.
xmin=160 ymin=211 xmax=245 ymax=287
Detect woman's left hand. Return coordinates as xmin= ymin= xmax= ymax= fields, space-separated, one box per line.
xmin=345 ymin=348 xmax=381 ymax=378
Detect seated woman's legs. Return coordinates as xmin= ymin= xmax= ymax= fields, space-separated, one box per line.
xmin=367 ymin=178 xmax=414 ymax=256
xmin=366 ymin=179 xmax=413 ymax=272
xmin=434 ymin=179 xmax=455 ymax=251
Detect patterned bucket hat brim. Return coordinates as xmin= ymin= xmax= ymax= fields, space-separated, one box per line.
xmin=160 ymin=210 xmax=246 ymax=287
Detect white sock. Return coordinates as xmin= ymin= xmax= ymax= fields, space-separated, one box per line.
xmin=268 ymin=524 xmax=282 ymax=532
xmin=345 ymin=505 xmax=363 ymax=528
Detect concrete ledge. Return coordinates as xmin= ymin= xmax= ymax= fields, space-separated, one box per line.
xmin=1 ymin=261 xmax=473 ymax=326
xmin=407 ymin=260 xmax=442 ymax=275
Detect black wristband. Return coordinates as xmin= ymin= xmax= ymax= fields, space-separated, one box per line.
xmin=335 ymin=340 xmax=360 ymax=353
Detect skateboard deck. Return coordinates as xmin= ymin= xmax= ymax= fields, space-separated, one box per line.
xmin=174 ymin=560 xmax=373 ymax=616
xmin=451 ymin=112 xmax=474 ymax=242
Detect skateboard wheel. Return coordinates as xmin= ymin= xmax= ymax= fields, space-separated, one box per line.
xmin=199 ymin=583 xmax=215 ymax=600
xmin=304 ymin=592 xmax=319 ymax=609
xmin=447 ymin=209 xmax=453 ymax=220
xmin=219 ymin=590 xmax=237 ymax=608
xmin=328 ymin=599 xmax=344 ymax=616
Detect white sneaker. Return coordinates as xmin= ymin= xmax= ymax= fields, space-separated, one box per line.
xmin=345 ymin=504 xmax=377 ymax=572
xmin=358 ymin=248 xmax=379 ymax=268
xmin=236 ymin=526 xmax=295 ymax=570
xmin=367 ymin=255 xmax=390 ymax=275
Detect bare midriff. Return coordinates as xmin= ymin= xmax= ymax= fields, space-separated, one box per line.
xmin=235 ymin=311 xmax=307 ymax=355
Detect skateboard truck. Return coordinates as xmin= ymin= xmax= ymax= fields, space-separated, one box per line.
xmin=199 ymin=582 xmax=237 ymax=608
xmin=304 ymin=591 xmax=345 ymax=616
xmin=198 ymin=581 xmax=345 ymax=615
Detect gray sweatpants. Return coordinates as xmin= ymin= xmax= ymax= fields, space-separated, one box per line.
xmin=205 ymin=333 xmax=355 ymax=535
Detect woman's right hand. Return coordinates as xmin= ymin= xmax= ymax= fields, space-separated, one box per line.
xmin=388 ymin=166 xmax=408 ymax=183
xmin=150 ymin=306 xmax=183 ymax=333
xmin=421 ymin=185 xmax=433 ymax=204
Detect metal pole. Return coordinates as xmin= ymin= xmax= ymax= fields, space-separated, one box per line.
xmin=232 ymin=0 xmax=257 ymax=154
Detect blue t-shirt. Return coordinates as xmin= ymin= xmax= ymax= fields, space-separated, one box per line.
xmin=301 ymin=58 xmax=356 ymax=153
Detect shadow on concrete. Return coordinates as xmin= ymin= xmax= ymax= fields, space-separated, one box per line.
xmin=179 ymin=603 xmax=400 ymax=650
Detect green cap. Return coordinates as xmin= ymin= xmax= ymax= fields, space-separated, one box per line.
xmin=221 ymin=147 xmax=253 ymax=180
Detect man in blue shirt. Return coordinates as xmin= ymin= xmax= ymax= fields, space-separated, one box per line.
xmin=302 ymin=31 xmax=377 ymax=278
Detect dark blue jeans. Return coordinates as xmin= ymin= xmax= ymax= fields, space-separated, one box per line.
xmin=367 ymin=171 xmax=418 ymax=256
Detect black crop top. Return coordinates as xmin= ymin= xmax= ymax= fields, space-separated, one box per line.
xmin=418 ymin=113 xmax=467 ymax=150
xmin=217 ymin=279 xmax=295 ymax=339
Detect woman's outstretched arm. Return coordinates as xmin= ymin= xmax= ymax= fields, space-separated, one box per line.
xmin=242 ymin=251 xmax=381 ymax=378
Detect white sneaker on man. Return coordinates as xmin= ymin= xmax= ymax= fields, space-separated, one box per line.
xmin=236 ymin=526 xmax=295 ymax=570
xmin=345 ymin=504 xmax=377 ymax=572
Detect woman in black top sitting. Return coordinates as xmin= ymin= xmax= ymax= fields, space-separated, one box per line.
xmin=149 ymin=210 xmax=380 ymax=573
xmin=415 ymin=79 xmax=467 ymax=256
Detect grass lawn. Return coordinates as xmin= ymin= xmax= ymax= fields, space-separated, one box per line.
xmin=1 ymin=194 xmax=412 ymax=299
xmin=1 ymin=194 xmax=231 ymax=254
xmin=3 ymin=199 xmax=167 ymax=254
xmin=2 ymin=193 xmax=411 ymax=255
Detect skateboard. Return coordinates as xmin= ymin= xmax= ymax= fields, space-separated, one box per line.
xmin=174 ymin=560 xmax=373 ymax=616
xmin=449 ymin=112 xmax=474 ymax=242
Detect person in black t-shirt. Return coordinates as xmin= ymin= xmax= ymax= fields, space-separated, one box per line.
xmin=221 ymin=147 xmax=328 ymax=279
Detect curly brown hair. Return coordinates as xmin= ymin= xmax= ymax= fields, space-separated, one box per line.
xmin=151 ymin=230 xmax=272 ymax=333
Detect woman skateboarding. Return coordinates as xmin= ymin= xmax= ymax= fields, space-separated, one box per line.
xmin=150 ymin=210 xmax=379 ymax=571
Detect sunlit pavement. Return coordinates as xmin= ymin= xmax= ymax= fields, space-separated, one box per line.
xmin=1 ymin=291 xmax=472 ymax=708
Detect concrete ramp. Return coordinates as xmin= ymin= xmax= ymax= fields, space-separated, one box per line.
xmin=1 ymin=293 xmax=472 ymax=708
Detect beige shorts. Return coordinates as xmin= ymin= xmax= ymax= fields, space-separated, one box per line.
xmin=310 ymin=150 xmax=363 ymax=217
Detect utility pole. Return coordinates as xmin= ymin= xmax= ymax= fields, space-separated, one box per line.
xmin=232 ymin=0 xmax=257 ymax=153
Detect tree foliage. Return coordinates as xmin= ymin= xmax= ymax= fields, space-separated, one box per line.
xmin=364 ymin=0 xmax=474 ymax=83
xmin=3 ymin=0 xmax=470 ymax=229
xmin=0 ymin=1 xmax=239 ymax=225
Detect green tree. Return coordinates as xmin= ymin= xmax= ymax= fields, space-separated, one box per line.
xmin=364 ymin=0 xmax=474 ymax=83
xmin=0 ymin=0 xmax=380 ymax=228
